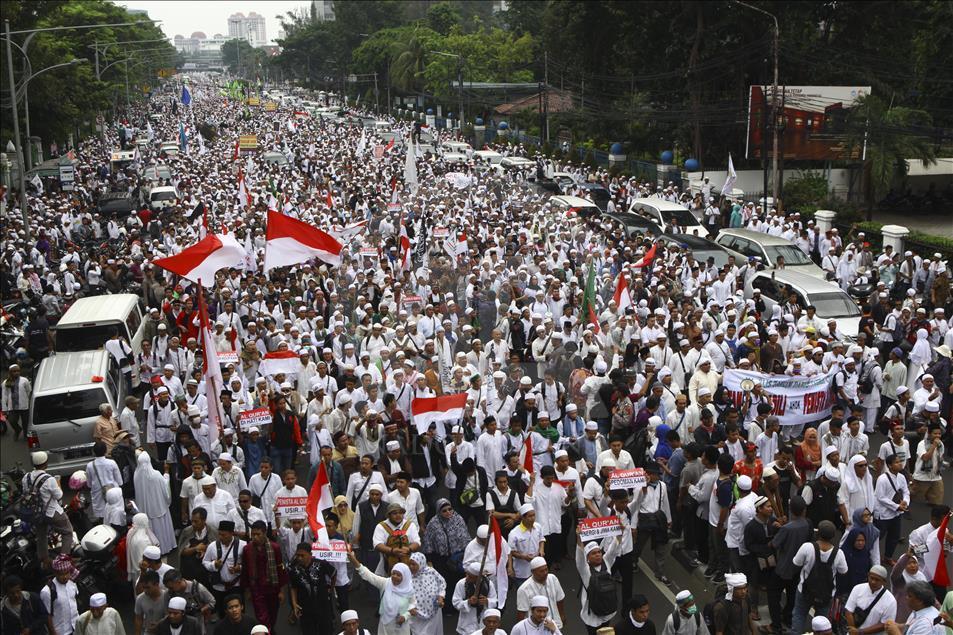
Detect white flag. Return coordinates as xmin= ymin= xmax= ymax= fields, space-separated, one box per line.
xmin=721 ymin=153 xmax=737 ymax=197
xmin=30 ymin=174 xmax=43 ymax=193
xmin=404 ymin=136 xmax=418 ymax=193
xmin=242 ymin=230 xmax=257 ymax=272
xmin=146 ymin=121 xmax=154 ymax=141
xmin=356 ymin=129 xmax=367 ymax=155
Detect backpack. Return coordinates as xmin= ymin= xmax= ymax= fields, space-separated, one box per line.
xmin=586 ymin=565 xmax=617 ymax=616
xmin=672 ymin=608 xmax=702 ymax=632
xmin=22 ymin=473 xmax=53 ymax=524
xmin=857 ymin=361 xmax=874 ymax=396
xmin=383 ymin=520 xmax=411 ymax=572
xmin=804 ymin=542 xmax=838 ymax=605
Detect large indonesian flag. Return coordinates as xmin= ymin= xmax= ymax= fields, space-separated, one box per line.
xmin=490 ymin=516 xmax=511 ymax=608
xmin=398 ymin=220 xmax=412 ymax=272
xmin=411 ymin=392 xmax=467 ymax=436
xmin=633 ymin=242 xmax=658 ymax=269
xmin=152 ymin=234 xmax=245 ymax=286
xmin=264 ymin=210 xmax=343 ymax=272
xmin=922 ymin=512 xmax=951 ymax=588
xmin=330 ymin=220 xmax=368 ymax=243
xmin=306 ymin=461 xmax=333 ymax=546
xmin=259 ymin=350 xmax=302 ymax=377
xmin=613 ymin=269 xmax=632 ymax=312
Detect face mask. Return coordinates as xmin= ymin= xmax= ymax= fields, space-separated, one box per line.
xmin=686 ymin=605 xmax=698 ymax=616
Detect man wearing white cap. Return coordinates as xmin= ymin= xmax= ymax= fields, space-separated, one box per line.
xmin=660 ymin=590 xmax=707 ymax=635
xmin=74 ymin=592 xmax=124 ymax=635
xmin=710 ymin=573 xmax=757 ymax=635
xmin=23 ymin=451 xmax=73 ymax=563
xmin=515 ymin=556 xmax=566 ymax=629
xmin=155 ymin=596 xmax=201 ymax=635
xmin=212 ymin=452 xmax=248 ymax=501
xmin=844 ymin=564 xmax=896 ymax=632
xmin=452 ymin=561 xmax=498 ymax=635
xmin=471 ymin=608 xmax=505 ymax=635
xmin=575 ymin=536 xmax=622 ymax=631
xmin=809 ymin=616 xmax=833 ymax=635
xmin=510 ymin=594 xmax=562 ymax=635
xmin=337 ymin=609 xmax=371 ymax=635
xmin=146 ymin=386 xmax=175 ymax=461
xmin=791 ymin=520 xmax=847 ymax=634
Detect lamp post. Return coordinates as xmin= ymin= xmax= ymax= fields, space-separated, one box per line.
xmin=734 ymin=1 xmax=779 ymax=206
xmin=431 ymin=51 xmax=464 ymax=131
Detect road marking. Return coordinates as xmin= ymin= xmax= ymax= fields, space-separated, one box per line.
xmin=638 ymin=557 xmax=677 ymax=602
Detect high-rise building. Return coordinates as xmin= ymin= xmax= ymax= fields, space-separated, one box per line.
xmin=311 ymin=0 xmax=335 ymax=22
xmin=227 ymin=12 xmax=267 ymax=47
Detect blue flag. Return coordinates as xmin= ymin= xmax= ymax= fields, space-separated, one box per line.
xmin=181 ymin=85 xmax=191 ymax=106
xmin=179 ymin=122 xmax=188 ymax=153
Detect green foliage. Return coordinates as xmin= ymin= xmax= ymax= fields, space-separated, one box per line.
xmin=427 ymin=3 xmax=462 ymax=35
xmin=783 ymin=172 xmax=830 ymax=211
xmin=221 ymin=39 xmax=267 ymax=78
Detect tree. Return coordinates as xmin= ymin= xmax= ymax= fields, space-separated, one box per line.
xmin=221 ymin=39 xmax=262 ymax=78
xmin=845 ymin=94 xmax=938 ymax=220
xmin=427 ymin=2 xmax=461 ymax=36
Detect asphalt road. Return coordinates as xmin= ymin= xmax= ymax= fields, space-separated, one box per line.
xmin=2 ymin=428 xmax=950 ymax=635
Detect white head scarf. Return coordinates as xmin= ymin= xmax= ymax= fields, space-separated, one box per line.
xmin=379 ymin=562 xmax=414 ymax=624
xmin=842 ymin=454 xmax=875 ymax=507
xmin=103 ymin=487 xmax=126 ymax=527
xmin=134 ymin=451 xmax=171 ymax=519
xmin=126 ymin=513 xmax=159 ymax=580
xmin=910 ymin=328 xmax=932 ymax=367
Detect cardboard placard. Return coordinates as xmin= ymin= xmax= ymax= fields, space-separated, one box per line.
xmin=432 ymin=228 xmax=450 ymax=238
xmin=359 ymin=247 xmax=379 ymax=259
xmin=402 ymin=295 xmax=423 ymax=307
xmin=218 ymin=351 xmax=239 ymax=365
xmin=577 ymin=516 xmax=623 ymax=541
xmin=608 ymin=468 xmax=646 ymax=489
xmin=311 ymin=539 xmax=348 ymax=561
xmin=238 ymin=407 xmax=271 ymax=430
xmin=275 ymin=495 xmax=308 ymax=519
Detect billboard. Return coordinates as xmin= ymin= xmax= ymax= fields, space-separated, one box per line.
xmin=746 ymin=85 xmax=871 ymax=161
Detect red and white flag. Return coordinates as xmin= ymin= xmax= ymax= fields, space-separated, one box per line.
xmin=384 ymin=137 xmax=395 ymax=153
xmin=264 ymin=210 xmax=343 ymax=272
xmin=197 ymin=286 xmax=224 ymax=445
xmin=233 ymin=138 xmax=240 ymax=160
xmin=236 ymin=171 xmax=251 ymax=209
xmin=306 ymin=461 xmax=334 ymax=546
xmin=152 ymin=233 xmax=245 ymax=286
xmin=325 ymin=190 xmax=334 ymax=209
xmin=490 ymin=516 xmax=511 ymax=608
xmin=411 ymin=392 xmax=467 ymax=436
xmin=520 ymin=435 xmax=534 ymax=474
xmin=613 ymin=269 xmax=632 ymax=312
xmin=921 ymin=512 xmax=951 ymax=588
xmin=258 ymin=349 xmax=302 ymax=377
xmin=329 ymin=220 xmax=368 ymax=243
xmin=633 ymin=242 xmax=657 ymax=269
xmin=398 ymin=219 xmax=412 ymax=272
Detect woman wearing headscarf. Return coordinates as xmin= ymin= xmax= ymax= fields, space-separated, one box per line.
xmin=126 ymin=513 xmax=159 ymax=586
xmin=795 ymin=428 xmax=822 ymax=480
xmin=652 ymin=423 xmax=674 ymax=461
xmin=889 ymin=550 xmax=929 ymax=622
xmin=407 ymin=552 xmax=446 ymax=635
xmin=837 ymin=525 xmax=874 ymax=597
xmin=103 ymin=488 xmax=129 ymax=533
xmin=839 ymin=507 xmax=880 ymax=566
xmin=421 ymin=499 xmax=471 ymax=602
xmin=347 ymin=550 xmax=416 ymax=635
xmin=133 ymin=451 xmax=176 ymax=554
xmin=907 ymin=328 xmax=932 ymax=390
xmin=334 ymin=495 xmax=355 ymax=541
xmin=840 ymin=456 xmax=875 ymax=520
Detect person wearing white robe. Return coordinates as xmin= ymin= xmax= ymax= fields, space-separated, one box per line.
xmin=133 ymin=451 xmax=176 ymax=554
xmin=907 ymin=329 xmax=932 ymax=390
xmin=126 ymin=513 xmax=159 ymax=586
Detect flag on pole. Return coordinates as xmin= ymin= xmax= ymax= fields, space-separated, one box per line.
xmin=921 ymin=512 xmax=951 ymax=588
xmin=242 ymin=230 xmax=256 ymax=272
xmin=398 ymin=218 xmax=412 ymax=272
xmin=152 ymin=234 xmax=245 ymax=286
xmin=263 ymin=210 xmax=343 ymax=272
xmin=521 ymin=435 xmax=534 ymax=473
xmin=181 ymin=85 xmax=192 ymax=106
xmin=410 ymin=393 xmax=467 ymax=437
xmin=404 ymin=136 xmax=418 ymax=193
xmin=325 ymin=189 xmax=334 ymax=209
xmin=197 ymin=131 xmax=206 ymax=155
xmin=329 ymin=220 xmax=368 ymax=243
xmin=197 ymin=285 xmax=224 ymax=446
xmin=30 ymin=174 xmax=43 ymax=193
xmin=632 ymin=242 xmax=658 ymax=269
xmin=384 ymin=137 xmax=395 ymax=153
xmin=356 ymin=128 xmax=367 ymax=155
xmin=178 ymin=122 xmax=188 ymax=154
xmin=580 ymin=262 xmax=600 ymax=334
xmin=146 ymin=121 xmax=154 ymax=141
xmin=489 ymin=516 xmax=511 ymax=608
xmin=721 ymin=153 xmax=737 ymax=197
xmin=233 ymin=138 xmax=240 ymax=160
xmin=236 ymin=171 xmax=251 ymax=209
xmin=306 ymin=461 xmax=334 ymax=546
xmin=613 ymin=269 xmax=632 ymax=312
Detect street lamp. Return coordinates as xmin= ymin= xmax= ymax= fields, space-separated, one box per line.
xmin=430 ymin=50 xmax=464 ymax=130
xmin=18 ymin=58 xmax=87 ymax=170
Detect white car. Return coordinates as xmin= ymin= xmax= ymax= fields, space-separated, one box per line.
xmin=626 ymin=198 xmax=708 ymax=237
xmin=149 ymin=186 xmax=178 ymax=211
xmin=715 ymin=228 xmax=826 ymax=279
xmin=745 ymin=269 xmax=860 ymax=338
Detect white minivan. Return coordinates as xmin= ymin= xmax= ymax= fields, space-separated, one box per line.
xmin=54 ymin=294 xmax=147 ymax=363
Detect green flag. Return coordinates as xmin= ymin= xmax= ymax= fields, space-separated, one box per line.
xmin=581 ymin=261 xmax=601 ymax=333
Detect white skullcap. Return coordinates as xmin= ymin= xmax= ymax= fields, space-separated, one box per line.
xmin=675 ymin=590 xmax=693 ymax=603
xmin=90 ymin=593 xmax=107 ymax=608
xmin=385 ymin=441 xmax=400 ymax=451
xmin=812 ymin=616 xmax=832 ymax=632
xmin=725 ymin=572 xmax=747 ymax=590
xmin=530 ymin=556 xmax=547 ymax=570
xmin=143 ymin=545 xmax=162 ymax=560
xmin=519 ymin=503 xmax=534 ymax=515
xmin=530 ymin=595 xmax=550 ymax=608
xmin=200 ymin=475 xmax=216 ymax=486
xmin=584 ymin=542 xmax=602 ymax=556
xmin=167 ymin=596 xmax=187 ymax=611
xmin=218 ymin=452 xmax=233 ymax=463
xmin=824 ymin=465 xmax=841 ymax=481
xmin=553 ymin=449 xmax=568 ymax=459
xmin=250 ymin=626 xmax=270 ymax=634
xmin=585 ymin=421 xmax=598 ymax=431
xmin=340 ymin=611 xmax=359 ymax=623
xmin=602 ymin=457 xmax=617 ymax=469
xmin=737 ymin=475 xmax=752 ymax=490
xmin=476 ymin=525 xmax=489 ymax=539
xmin=482 ymin=609 xmax=501 ymax=622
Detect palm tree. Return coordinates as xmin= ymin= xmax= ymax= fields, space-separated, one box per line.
xmin=845 ymin=94 xmax=937 ymax=220
xmin=390 ymin=35 xmax=428 ymax=93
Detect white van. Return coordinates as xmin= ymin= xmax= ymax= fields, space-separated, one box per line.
xmin=28 ymin=350 xmax=127 ymax=475
xmin=442 ymin=140 xmax=473 ymax=156
xmin=549 ymin=195 xmax=601 ymax=219
xmin=472 ymin=150 xmax=503 ymax=166
xmin=54 ymin=294 xmax=147 ymax=360
xmin=149 ymin=186 xmax=178 ymax=211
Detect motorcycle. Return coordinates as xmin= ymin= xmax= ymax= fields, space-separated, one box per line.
xmin=74 ymin=525 xmax=121 ymax=599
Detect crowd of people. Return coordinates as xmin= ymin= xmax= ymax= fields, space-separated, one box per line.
xmin=2 ymin=75 xmax=953 ymax=635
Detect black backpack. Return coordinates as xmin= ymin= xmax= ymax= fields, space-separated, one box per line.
xmin=804 ymin=542 xmax=838 ymax=605
xmin=586 ymin=564 xmax=617 ymax=616
xmin=22 ymin=473 xmax=52 ymax=525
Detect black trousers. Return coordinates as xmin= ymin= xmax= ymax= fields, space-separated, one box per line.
xmin=612 ymin=550 xmax=635 ymax=604
xmin=335 ymin=584 xmax=349 ymax=612
xmin=300 ymin=607 xmax=335 ymax=635
xmin=768 ymin=574 xmax=798 ymax=629
xmin=694 ymin=515 xmax=710 ymax=564
xmin=875 ymin=516 xmax=902 ymax=559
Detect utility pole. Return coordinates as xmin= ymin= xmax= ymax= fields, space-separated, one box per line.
xmin=457 ymin=56 xmax=463 ymax=131
xmin=373 ymin=71 xmax=379 ymax=114
xmin=4 ymin=19 xmax=28 ymax=234
xmin=543 ymin=51 xmax=549 ymax=142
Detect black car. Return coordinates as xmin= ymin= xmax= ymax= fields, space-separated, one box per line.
xmin=97 ymin=192 xmax=136 ymax=218
xmin=601 ymin=212 xmax=664 ymax=237
xmin=577 ymin=183 xmax=611 ymax=211
xmin=658 ymin=233 xmax=737 ymax=269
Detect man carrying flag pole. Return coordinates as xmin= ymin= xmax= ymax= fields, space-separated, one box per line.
xmin=580 ymin=261 xmax=600 ymax=334
xmin=196 ymin=283 xmax=223 ymax=448
xmin=306 ymin=461 xmax=334 ymax=547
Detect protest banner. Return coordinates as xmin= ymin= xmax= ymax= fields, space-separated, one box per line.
xmin=238 ymin=407 xmax=271 ymax=430
xmin=275 ymin=495 xmax=308 ymax=519
xmin=609 ymin=468 xmax=646 ymax=489
xmin=311 ymin=539 xmax=348 ymax=562
xmin=723 ymin=368 xmax=835 ymax=426
xmin=577 ymin=516 xmax=623 ymax=541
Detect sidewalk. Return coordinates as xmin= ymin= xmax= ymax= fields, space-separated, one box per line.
xmin=872 ymin=211 xmax=953 ymax=238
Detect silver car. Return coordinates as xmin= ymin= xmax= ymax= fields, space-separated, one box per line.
xmin=744 ymin=269 xmax=861 ymax=338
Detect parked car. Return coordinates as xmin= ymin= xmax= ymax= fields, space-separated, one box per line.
xmin=441 ymin=140 xmax=473 ymax=156
xmin=577 ymin=183 xmax=612 ymax=211
xmin=97 ymin=192 xmax=136 ymax=218
xmin=263 ymin=151 xmax=290 ymax=166
xmin=54 ymin=294 xmax=147 ymax=358
xmin=148 ymin=185 xmax=179 ymax=211
xmin=715 ymin=228 xmax=825 ymax=279
xmin=658 ymin=234 xmax=738 ymax=270
xmin=744 ymin=269 xmax=861 ymax=338
xmin=601 ymin=212 xmax=664 ymax=238
xmin=472 ymin=150 xmax=503 ymax=166
xmin=626 ymin=198 xmax=709 ymax=237
xmin=27 ymin=350 xmax=128 ymax=475
xmin=550 ymin=195 xmax=601 ymax=219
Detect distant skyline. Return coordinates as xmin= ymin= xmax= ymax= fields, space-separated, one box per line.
xmin=120 ymin=1 xmax=309 ymax=43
